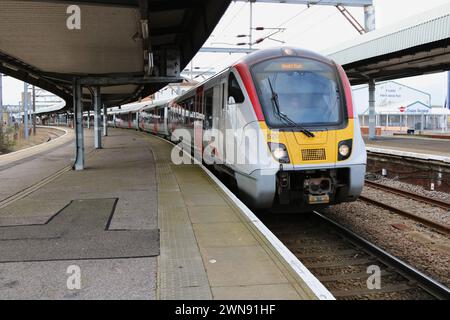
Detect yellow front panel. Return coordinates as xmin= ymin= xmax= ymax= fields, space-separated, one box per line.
xmin=261 ymin=119 xmax=355 ymax=165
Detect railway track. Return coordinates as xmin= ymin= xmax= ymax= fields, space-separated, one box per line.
xmin=364 ymin=180 xmax=450 ymax=211
xmin=361 ymin=180 xmax=450 ymax=235
xmin=261 ymin=211 xmax=450 ymax=300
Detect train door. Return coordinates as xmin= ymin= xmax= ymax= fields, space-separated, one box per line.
xmin=212 ymin=84 xmax=222 ymax=162
xmin=227 ymin=71 xmax=246 ymax=166
xmin=163 ymin=106 xmax=168 ymax=136
xmin=226 ymin=72 xmax=237 ymax=164
xmin=219 ymin=81 xmax=227 ymax=162
xmin=194 ymin=86 xmax=204 ymax=160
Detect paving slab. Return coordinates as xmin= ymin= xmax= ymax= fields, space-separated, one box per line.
xmin=0 ymin=198 xmax=159 ymax=263
xmin=0 ymin=129 xmax=159 ymax=299
xmin=144 ymin=134 xmax=325 ymax=300
xmin=0 ymin=257 xmax=157 ymax=300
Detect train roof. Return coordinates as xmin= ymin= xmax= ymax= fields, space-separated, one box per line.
xmin=233 ymin=46 xmax=335 ymax=67
xmin=111 ymin=98 xmax=170 ymax=115
xmin=171 ymin=47 xmax=336 ymax=104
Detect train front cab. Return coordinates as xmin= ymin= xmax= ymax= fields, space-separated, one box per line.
xmin=226 ymin=50 xmax=366 ymax=209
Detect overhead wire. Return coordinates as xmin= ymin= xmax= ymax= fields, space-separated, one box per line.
xmin=211 ymin=1 xmax=247 ymax=42
xmin=286 ymin=10 xmax=338 ymax=43
xmin=275 ymin=0 xmax=325 ymax=28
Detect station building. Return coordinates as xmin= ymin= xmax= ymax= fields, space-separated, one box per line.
xmin=354 ymin=81 xmax=449 ymax=134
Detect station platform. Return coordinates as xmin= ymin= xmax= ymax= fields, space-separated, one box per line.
xmin=364 ymin=135 xmax=450 ymax=163
xmin=0 ymin=128 xmax=331 ymax=300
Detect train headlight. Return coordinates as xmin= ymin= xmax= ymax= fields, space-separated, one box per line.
xmin=268 ymin=143 xmax=290 ymax=163
xmin=338 ymin=139 xmax=352 ymax=161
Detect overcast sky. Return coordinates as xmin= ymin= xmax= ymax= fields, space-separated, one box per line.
xmin=1 ymin=0 xmax=449 ymax=106
xmin=191 ymin=0 xmax=449 ymax=106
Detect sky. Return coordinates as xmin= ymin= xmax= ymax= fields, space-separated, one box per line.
xmin=1 ymin=0 xmax=449 ymax=106
xmin=189 ymin=0 xmax=450 ymax=106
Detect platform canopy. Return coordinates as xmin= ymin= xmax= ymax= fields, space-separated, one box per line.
xmin=325 ymin=3 xmax=450 ymax=85
xmin=0 ymin=0 xmax=231 ymax=109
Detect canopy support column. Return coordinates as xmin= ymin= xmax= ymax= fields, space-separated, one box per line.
xmin=93 ymin=86 xmax=102 ymax=149
xmin=103 ymin=105 xmax=108 ymax=136
xmin=73 ymin=79 xmax=85 ymax=170
xmin=368 ymin=79 xmax=376 ymax=140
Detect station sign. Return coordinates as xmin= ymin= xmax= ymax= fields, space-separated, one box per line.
xmin=405 ymin=103 xmax=431 ymax=113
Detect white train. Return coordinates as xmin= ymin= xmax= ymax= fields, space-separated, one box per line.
xmin=113 ymin=47 xmax=367 ymax=210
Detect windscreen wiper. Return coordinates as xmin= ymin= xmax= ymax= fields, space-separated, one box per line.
xmin=267 ymin=78 xmax=315 ymax=138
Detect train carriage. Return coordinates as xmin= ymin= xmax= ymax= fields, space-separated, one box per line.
xmin=164 ymin=47 xmax=366 ymax=209
xmin=114 ymin=47 xmax=366 ymax=210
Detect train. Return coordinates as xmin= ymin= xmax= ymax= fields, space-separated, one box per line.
xmin=110 ymin=47 xmax=367 ymax=210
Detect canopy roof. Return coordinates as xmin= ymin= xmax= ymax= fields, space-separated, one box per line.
xmin=0 ymin=0 xmax=231 ymax=108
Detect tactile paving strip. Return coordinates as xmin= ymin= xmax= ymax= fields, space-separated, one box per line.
xmin=148 ymin=138 xmax=212 ymax=300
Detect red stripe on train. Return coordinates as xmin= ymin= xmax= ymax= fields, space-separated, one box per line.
xmin=336 ymin=63 xmax=354 ymax=119
xmin=234 ymin=62 xmax=265 ymax=121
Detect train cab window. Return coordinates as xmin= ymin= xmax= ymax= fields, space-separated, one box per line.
xmin=251 ymin=57 xmax=343 ymax=128
xmin=228 ymin=73 xmax=245 ymax=104
xmin=203 ymin=89 xmax=213 ymax=129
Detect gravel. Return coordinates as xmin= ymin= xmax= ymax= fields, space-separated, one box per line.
xmin=322 ymin=201 xmax=450 ymax=287
xmin=362 ymin=186 xmax=450 ymax=226
xmin=368 ymin=175 xmax=450 ymax=204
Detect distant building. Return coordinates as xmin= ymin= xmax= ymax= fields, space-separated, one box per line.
xmin=352 ymin=80 xmax=431 ymax=116
xmin=353 ymin=81 xmax=448 ymax=132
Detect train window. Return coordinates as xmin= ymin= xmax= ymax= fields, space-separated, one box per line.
xmin=222 ymin=83 xmax=226 ymax=109
xmin=183 ymin=102 xmax=189 ymax=125
xmin=228 ymin=73 xmax=245 ymax=104
xmin=187 ymin=98 xmax=194 ymax=125
xmin=203 ymin=89 xmax=213 ymax=129
xmin=159 ymin=109 xmax=164 ymax=123
xmin=251 ymin=57 xmax=343 ymax=128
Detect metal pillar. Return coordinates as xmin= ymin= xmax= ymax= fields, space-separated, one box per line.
xmin=421 ymin=113 xmax=425 ymax=132
xmin=103 ymin=104 xmax=108 ymax=136
xmin=93 ymin=86 xmax=102 ymax=149
xmin=32 ymin=85 xmax=36 ymax=135
xmin=87 ymin=110 xmax=90 ymax=129
xmin=368 ymin=79 xmax=376 ymax=140
xmin=23 ymin=82 xmax=29 ymax=139
xmin=364 ymin=4 xmax=375 ymax=32
xmin=445 ymin=71 xmax=450 ymax=131
xmin=73 ymin=79 xmax=85 ymax=170
xmin=0 ymin=74 xmax=3 ymax=143
xmin=249 ymin=0 xmax=253 ymax=49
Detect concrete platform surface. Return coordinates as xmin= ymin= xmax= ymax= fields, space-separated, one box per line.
xmin=0 ymin=128 xmax=158 ymax=299
xmin=0 ymin=127 xmax=330 ymax=300
xmin=364 ymin=136 xmax=450 ymax=162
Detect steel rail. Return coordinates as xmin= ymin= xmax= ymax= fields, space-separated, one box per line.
xmin=314 ymin=211 xmax=450 ymax=300
xmin=364 ymin=180 xmax=450 ymax=211
xmin=358 ymin=189 xmax=450 ymax=235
